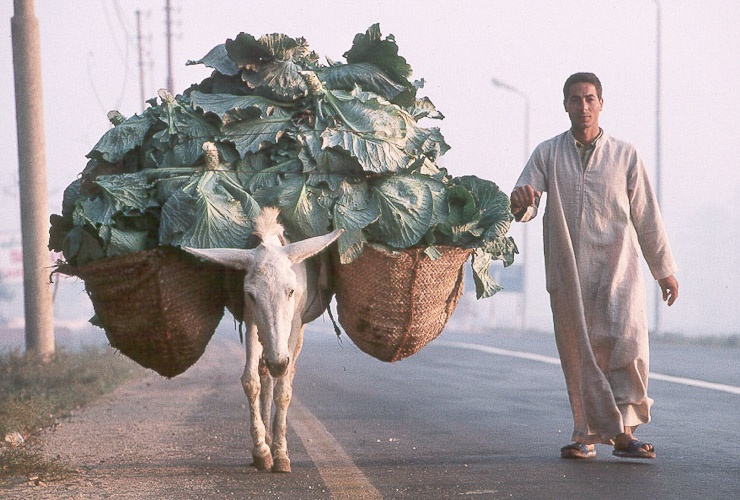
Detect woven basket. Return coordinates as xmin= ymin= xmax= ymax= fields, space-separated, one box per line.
xmin=57 ymin=247 xmax=226 ymax=377
xmin=333 ymin=245 xmax=471 ymax=362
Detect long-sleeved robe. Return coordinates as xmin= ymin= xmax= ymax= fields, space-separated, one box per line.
xmin=515 ymin=130 xmax=677 ymax=444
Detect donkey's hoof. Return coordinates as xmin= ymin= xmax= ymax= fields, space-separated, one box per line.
xmin=271 ymin=456 xmax=291 ymax=473
xmin=252 ymin=451 xmax=273 ymax=471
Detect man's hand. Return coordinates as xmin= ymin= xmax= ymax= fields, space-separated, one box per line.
xmin=658 ymin=275 xmax=679 ymax=306
xmin=510 ymin=185 xmax=542 ymax=215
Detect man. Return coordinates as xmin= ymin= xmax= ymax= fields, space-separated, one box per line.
xmin=510 ymin=72 xmax=678 ymax=460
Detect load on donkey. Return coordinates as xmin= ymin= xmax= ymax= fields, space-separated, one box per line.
xmin=50 ymin=25 xmax=517 ymax=472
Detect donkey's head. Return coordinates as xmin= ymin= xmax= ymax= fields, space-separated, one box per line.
xmin=184 ymin=209 xmax=341 ymax=377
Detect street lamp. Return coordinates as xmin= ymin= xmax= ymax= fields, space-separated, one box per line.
xmin=653 ymin=0 xmax=663 ymax=334
xmin=491 ymin=77 xmax=530 ymax=333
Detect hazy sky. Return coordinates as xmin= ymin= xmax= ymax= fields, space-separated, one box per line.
xmin=1 ymin=0 xmax=738 ymax=335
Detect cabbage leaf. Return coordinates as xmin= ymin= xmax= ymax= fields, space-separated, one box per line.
xmin=51 ymin=24 xmax=517 ymax=298
xmin=159 ymin=171 xmax=260 ymax=248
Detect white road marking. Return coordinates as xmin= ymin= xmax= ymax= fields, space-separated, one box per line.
xmin=290 ymin=398 xmax=383 ymax=500
xmin=649 ymin=372 xmax=740 ymax=394
xmin=436 ymin=340 xmax=740 ymax=395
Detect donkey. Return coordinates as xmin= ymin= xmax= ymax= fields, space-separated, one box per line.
xmin=185 ymin=207 xmax=341 ymax=472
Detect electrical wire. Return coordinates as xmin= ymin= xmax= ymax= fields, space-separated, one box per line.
xmin=89 ymin=0 xmax=132 ymax=113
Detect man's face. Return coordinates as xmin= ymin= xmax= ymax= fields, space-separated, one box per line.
xmin=564 ymin=82 xmax=603 ymax=130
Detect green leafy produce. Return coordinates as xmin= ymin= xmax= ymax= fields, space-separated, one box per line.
xmin=49 ymin=24 xmax=517 ymax=298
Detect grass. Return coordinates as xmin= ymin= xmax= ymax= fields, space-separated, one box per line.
xmin=0 ymin=346 xmax=146 ymax=485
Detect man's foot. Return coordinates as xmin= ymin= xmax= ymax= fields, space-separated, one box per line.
xmin=612 ymin=433 xmax=656 ymax=459
xmin=560 ymin=442 xmax=596 ymax=459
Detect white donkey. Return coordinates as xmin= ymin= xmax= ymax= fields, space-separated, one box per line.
xmin=185 ymin=207 xmax=341 ymax=472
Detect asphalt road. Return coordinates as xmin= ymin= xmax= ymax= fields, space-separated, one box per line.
xmin=6 ymin=319 xmax=739 ymax=499
xmin=294 ymin=324 xmax=740 ymax=499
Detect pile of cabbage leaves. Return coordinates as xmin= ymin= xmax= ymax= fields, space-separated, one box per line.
xmin=49 ymin=24 xmax=517 ymax=298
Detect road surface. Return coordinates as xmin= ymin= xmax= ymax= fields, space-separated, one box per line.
xmin=3 ymin=320 xmax=738 ymax=499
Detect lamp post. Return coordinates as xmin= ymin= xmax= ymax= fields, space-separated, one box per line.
xmin=653 ymin=0 xmax=663 ymax=335
xmin=491 ymin=77 xmax=530 ymax=333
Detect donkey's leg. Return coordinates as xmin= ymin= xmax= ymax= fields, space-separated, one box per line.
xmin=270 ymin=325 xmax=306 ymax=473
xmin=258 ymin=357 xmax=273 ymax=447
xmin=270 ymin=370 xmax=294 ymax=473
xmin=241 ymin=324 xmax=272 ymax=471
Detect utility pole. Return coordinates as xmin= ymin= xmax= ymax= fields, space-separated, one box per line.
xmin=136 ymin=10 xmax=146 ymax=109
xmin=165 ymin=0 xmax=174 ymax=92
xmin=11 ymin=0 xmax=55 ymax=360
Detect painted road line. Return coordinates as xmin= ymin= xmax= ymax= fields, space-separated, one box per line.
xmin=290 ymin=398 xmax=383 ymax=500
xmin=436 ymin=340 xmax=562 ymax=366
xmin=435 ymin=340 xmax=740 ymax=395
xmin=649 ymin=372 xmax=740 ymax=394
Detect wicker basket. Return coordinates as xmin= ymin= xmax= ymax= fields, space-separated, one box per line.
xmin=333 ymin=245 xmax=471 ymax=362
xmin=57 ymin=247 xmax=226 ymax=377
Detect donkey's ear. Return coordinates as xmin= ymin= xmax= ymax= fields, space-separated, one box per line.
xmin=283 ymin=229 xmax=343 ymax=264
xmin=183 ymin=247 xmax=255 ymax=271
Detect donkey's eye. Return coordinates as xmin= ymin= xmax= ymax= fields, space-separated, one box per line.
xmin=288 ymin=289 xmax=295 ymax=298
xmin=246 ymin=291 xmax=256 ymax=302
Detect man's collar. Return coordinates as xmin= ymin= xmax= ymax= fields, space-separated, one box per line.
xmin=572 ymin=128 xmax=603 ymax=148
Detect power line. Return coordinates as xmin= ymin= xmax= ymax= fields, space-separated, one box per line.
xmin=93 ymin=0 xmax=134 ymax=112
xmin=101 ymin=0 xmax=129 ymax=64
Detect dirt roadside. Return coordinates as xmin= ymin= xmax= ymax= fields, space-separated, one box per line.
xmin=1 ymin=333 xmax=331 ymax=500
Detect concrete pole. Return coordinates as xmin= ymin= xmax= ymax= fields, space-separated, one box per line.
xmin=136 ymin=10 xmax=146 ymax=110
xmin=165 ymin=0 xmax=174 ymax=92
xmin=11 ymin=0 xmax=55 ymax=360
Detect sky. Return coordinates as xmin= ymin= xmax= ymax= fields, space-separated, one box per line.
xmin=1 ymin=0 xmax=738 ymax=336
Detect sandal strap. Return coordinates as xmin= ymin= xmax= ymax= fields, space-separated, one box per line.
xmin=617 ymin=439 xmax=653 ymax=452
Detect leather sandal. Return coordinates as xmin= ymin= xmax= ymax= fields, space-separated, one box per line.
xmin=612 ymin=439 xmax=656 ymax=459
xmin=560 ymin=442 xmax=596 ymax=459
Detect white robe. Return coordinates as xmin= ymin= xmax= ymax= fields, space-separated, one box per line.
xmin=515 ymin=130 xmax=677 ymax=444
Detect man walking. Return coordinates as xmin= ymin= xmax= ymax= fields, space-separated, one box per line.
xmin=510 ymin=72 xmax=678 ymax=459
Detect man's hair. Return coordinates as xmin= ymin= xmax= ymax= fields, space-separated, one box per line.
xmin=563 ymin=72 xmax=603 ymax=100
